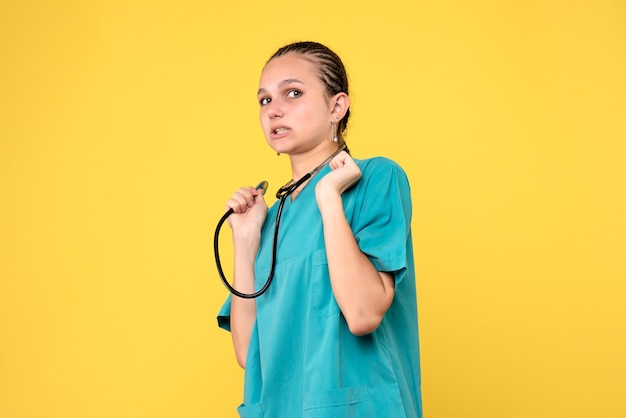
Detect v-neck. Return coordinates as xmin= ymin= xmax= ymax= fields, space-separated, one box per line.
xmin=285 ymin=163 xmax=332 ymax=205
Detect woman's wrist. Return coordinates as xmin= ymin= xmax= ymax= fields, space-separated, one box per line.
xmin=315 ymin=184 xmax=344 ymax=219
xmin=232 ymin=229 xmax=261 ymax=258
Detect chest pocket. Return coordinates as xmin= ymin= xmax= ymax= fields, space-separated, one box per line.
xmin=312 ymin=249 xmax=341 ymax=317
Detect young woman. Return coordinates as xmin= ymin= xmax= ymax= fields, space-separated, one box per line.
xmin=217 ymin=41 xmax=422 ymax=418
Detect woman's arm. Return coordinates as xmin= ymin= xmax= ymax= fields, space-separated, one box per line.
xmin=225 ymin=187 xmax=267 ymax=367
xmin=315 ymin=153 xmax=395 ymax=336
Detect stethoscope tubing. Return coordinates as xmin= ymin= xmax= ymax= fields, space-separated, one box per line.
xmin=214 ymin=189 xmax=288 ymax=299
xmin=214 ymin=145 xmax=345 ymax=299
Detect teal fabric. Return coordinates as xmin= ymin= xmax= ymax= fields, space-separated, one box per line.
xmin=218 ymin=157 xmax=422 ymax=418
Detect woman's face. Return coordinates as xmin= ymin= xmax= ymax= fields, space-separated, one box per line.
xmin=257 ymin=53 xmax=334 ymax=156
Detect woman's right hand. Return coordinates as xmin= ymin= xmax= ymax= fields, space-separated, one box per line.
xmin=225 ymin=186 xmax=268 ymax=235
xmin=225 ymin=187 xmax=266 ymax=367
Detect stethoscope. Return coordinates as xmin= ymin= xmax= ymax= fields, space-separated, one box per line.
xmin=214 ymin=145 xmax=346 ymax=299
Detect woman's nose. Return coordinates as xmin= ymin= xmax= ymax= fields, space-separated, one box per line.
xmin=267 ymin=100 xmax=283 ymax=119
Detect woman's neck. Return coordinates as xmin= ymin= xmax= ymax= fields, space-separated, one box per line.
xmin=288 ymin=143 xmax=340 ymax=181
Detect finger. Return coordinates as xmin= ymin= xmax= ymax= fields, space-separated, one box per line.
xmin=225 ymin=197 xmax=247 ymax=214
xmin=330 ymin=151 xmax=352 ymax=169
xmin=227 ymin=191 xmax=254 ymax=213
xmin=243 ymin=187 xmax=261 ymax=207
xmin=329 ymin=155 xmax=342 ymax=169
xmin=253 ymin=190 xmax=267 ymax=205
xmin=226 ymin=186 xmax=258 ymax=213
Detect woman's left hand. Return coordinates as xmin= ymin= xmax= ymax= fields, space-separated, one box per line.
xmin=316 ymin=150 xmax=362 ymax=196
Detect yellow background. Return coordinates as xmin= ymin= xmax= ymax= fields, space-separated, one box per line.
xmin=1 ymin=1 xmax=625 ymax=417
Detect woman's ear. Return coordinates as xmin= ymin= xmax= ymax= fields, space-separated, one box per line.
xmin=330 ymin=92 xmax=351 ymax=121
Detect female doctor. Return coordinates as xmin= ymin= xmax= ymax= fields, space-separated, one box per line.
xmin=218 ymin=41 xmax=422 ymax=418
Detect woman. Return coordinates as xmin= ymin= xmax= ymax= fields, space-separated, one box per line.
xmin=218 ymin=41 xmax=422 ymax=418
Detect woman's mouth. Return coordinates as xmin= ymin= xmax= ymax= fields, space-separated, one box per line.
xmin=271 ymin=127 xmax=290 ymax=138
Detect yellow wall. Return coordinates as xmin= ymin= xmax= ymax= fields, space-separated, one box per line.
xmin=1 ymin=1 xmax=624 ymax=417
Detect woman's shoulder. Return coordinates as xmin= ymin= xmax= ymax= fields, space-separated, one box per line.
xmin=354 ymin=156 xmax=409 ymax=179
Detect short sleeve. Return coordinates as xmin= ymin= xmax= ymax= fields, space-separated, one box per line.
xmin=352 ymin=158 xmax=412 ymax=284
xmin=217 ymin=295 xmax=232 ymax=332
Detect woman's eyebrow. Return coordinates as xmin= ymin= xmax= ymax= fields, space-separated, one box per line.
xmin=279 ymin=78 xmax=304 ymax=86
xmin=257 ymin=78 xmax=305 ymax=95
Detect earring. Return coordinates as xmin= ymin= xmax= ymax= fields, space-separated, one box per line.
xmin=331 ymin=119 xmax=338 ymax=143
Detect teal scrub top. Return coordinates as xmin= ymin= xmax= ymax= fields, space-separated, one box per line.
xmin=218 ymin=157 xmax=422 ymax=418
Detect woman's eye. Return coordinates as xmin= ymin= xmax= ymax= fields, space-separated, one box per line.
xmin=287 ymin=90 xmax=301 ymax=98
xmin=259 ymin=97 xmax=271 ymax=105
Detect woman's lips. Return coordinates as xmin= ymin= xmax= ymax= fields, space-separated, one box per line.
xmin=271 ymin=127 xmax=290 ymax=139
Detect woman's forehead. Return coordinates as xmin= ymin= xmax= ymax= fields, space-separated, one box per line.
xmin=259 ymin=53 xmax=319 ymax=85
